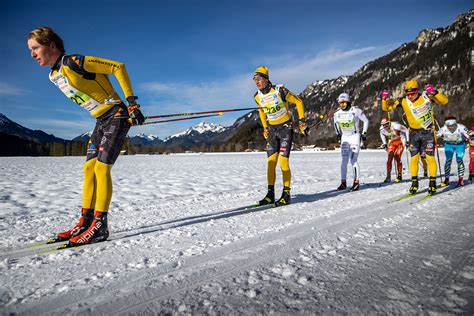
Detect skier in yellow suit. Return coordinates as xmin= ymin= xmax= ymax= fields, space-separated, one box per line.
xmin=28 ymin=27 xmax=145 ymax=246
xmin=253 ymin=66 xmax=306 ymax=206
xmin=381 ymin=80 xmax=448 ymax=195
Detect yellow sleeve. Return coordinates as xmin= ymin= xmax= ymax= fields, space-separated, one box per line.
xmin=83 ymin=56 xmax=134 ymax=99
xmin=254 ymin=94 xmax=268 ymax=129
xmin=432 ymin=92 xmax=448 ymax=105
xmin=285 ymin=91 xmax=305 ymax=120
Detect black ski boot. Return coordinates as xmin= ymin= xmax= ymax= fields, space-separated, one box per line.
xmin=428 ymin=177 xmax=437 ymax=196
xmin=383 ymin=174 xmax=391 ymax=183
xmin=258 ymin=186 xmax=275 ymax=206
xmin=350 ymin=180 xmax=360 ymax=191
xmin=409 ymin=177 xmax=418 ymax=195
xmin=275 ymin=187 xmax=291 ymax=207
xmin=441 ymin=177 xmax=449 ymax=187
xmin=68 ymin=211 xmax=109 ymax=246
xmin=395 ymin=173 xmax=402 ymax=183
xmin=337 ymin=180 xmax=347 ymax=191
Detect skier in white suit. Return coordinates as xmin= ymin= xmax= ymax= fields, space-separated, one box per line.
xmin=333 ymin=92 xmax=369 ymax=191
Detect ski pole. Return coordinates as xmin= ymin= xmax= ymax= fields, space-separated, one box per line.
xmin=142 ymin=113 xmax=223 ymax=125
xmin=405 ymin=146 xmax=410 ymax=171
xmin=145 ymin=107 xmax=258 ymax=120
xmin=306 ymin=111 xmax=335 ymax=135
xmin=431 ymin=107 xmax=443 ymax=182
xmin=387 ymin=110 xmax=394 ymax=176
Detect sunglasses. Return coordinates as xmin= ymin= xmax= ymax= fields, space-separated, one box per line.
xmin=338 ymin=101 xmax=348 ymax=106
xmin=404 ymin=89 xmax=418 ymax=96
xmin=253 ymin=76 xmax=266 ymax=82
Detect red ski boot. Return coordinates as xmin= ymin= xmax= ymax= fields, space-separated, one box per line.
xmin=48 ymin=208 xmax=94 ymax=243
xmin=68 ymin=211 xmax=109 ymax=246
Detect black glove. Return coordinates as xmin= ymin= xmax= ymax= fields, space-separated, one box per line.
xmin=381 ymin=143 xmax=387 ymax=150
xmin=126 ymin=96 xmax=145 ymax=126
xmin=337 ymin=134 xmax=341 ymax=144
xmin=361 ymin=132 xmax=367 ymax=142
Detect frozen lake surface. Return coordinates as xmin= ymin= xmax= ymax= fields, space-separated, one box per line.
xmin=0 ymin=150 xmax=473 ymax=314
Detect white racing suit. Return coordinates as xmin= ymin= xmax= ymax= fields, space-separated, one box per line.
xmin=333 ymin=106 xmax=369 ymax=181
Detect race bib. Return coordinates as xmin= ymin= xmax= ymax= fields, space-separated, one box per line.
xmin=49 ymin=69 xmax=102 ymax=113
xmin=258 ymin=88 xmax=288 ymax=121
xmin=336 ymin=112 xmax=355 ymax=132
xmin=444 ymin=130 xmax=463 ymax=143
xmin=407 ymin=93 xmax=433 ymax=129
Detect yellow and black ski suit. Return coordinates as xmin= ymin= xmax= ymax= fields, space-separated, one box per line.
xmin=254 ymin=83 xmax=305 ymax=188
xmin=50 ymin=54 xmax=135 ymax=213
xmin=382 ymin=92 xmax=448 ymax=178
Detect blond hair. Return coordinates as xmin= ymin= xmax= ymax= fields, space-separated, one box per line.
xmin=28 ymin=27 xmax=65 ymax=53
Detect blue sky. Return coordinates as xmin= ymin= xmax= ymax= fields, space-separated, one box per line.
xmin=0 ymin=0 xmax=472 ymax=140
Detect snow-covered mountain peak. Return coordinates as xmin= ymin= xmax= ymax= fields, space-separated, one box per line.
xmin=133 ymin=133 xmax=160 ymax=141
xmin=193 ymin=122 xmax=226 ymax=134
xmin=165 ymin=122 xmax=226 ymax=141
xmin=0 ymin=113 xmax=13 ymax=126
xmin=79 ymin=131 xmax=93 ymax=137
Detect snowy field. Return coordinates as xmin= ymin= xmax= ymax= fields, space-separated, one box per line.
xmin=0 ymin=150 xmax=473 ymax=315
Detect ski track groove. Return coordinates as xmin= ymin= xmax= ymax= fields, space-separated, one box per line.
xmin=0 ymin=204 xmax=273 ymax=260
xmin=9 ymin=187 xmax=452 ymax=315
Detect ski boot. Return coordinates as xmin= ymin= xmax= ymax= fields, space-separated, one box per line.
xmin=428 ymin=177 xmax=437 ymax=196
xmin=258 ymin=186 xmax=275 ymax=206
xmin=457 ymin=176 xmax=463 ymax=187
xmin=48 ymin=208 xmax=94 ymax=243
xmin=275 ymin=187 xmax=291 ymax=207
xmin=395 ymin=173 xmax=402 ymax=183
xmin=469 ymin=172 xmax=474 ymax=182
xmin=350 ymin=180 xmax=360 ymax=191
xmin=409 ymin=177 xmax=418 ymax=195
xmin=441 ymin=177 xmax=449 ymax=187
xmin=68 ymin=211 xmax=109 ymax=246
xmin=337 ymin=180 xmax=347 ymax=191
xmin=383 ymin=174 xmax=391 ymax=183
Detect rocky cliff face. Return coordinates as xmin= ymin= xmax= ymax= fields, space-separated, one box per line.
xmin=300 ymin=9 xmax=473 ymax=146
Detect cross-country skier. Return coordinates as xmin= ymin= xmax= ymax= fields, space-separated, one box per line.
xmin=333 ymin=93 xmax=369 ymax=191
xmin=27 ymin=27 xmax=144 ymax=246
xmin=381 ymin=80 xmax=448 ymax=195
xmin=253 ymin=66 xmax=306 ymax=206
xmin=436 ymin=117 xmax=470 ymax=187
xmin=401 ymin=113 xmax=428 ymax=178
xmin=379 ymin=118 xmax=409 ymax=183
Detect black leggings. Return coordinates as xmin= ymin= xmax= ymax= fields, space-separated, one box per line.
xmin=87 ymin=105 xmax=131 ymax=164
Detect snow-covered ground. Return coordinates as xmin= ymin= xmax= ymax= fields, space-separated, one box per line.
xmin=0 ymin=150 xmax=473 ymax=315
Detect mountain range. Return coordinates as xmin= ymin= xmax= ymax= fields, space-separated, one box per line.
xmin=0 ymin=113 xmax=65 ymax=144
xmin=299 ymin=9 xmax=474 ymax=147
xmin=1 ymin=9 xmax=472 ymax=155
